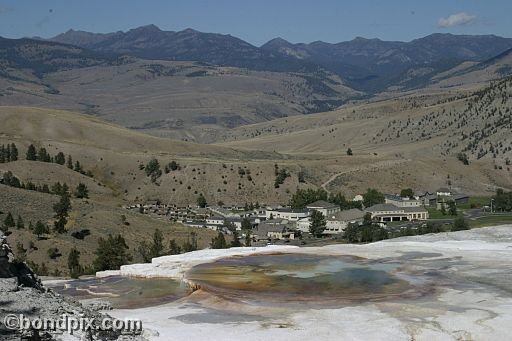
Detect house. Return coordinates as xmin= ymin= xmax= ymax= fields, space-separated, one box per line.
xmin=384 ymin=194 xmax=422 ymax=208
xmin=296 ymin=217 xmax=311 ymax=233
xmin=436 ymin=188 xmax=452 ymax=197
xmin=253 ymin=223 xmax=295 ymax=241
xmin=365 ymin=204 xmax=429 ymax=222
xmin=420 ymin=190 xmax=469 ymax=208
xmin=206 ymin=216 xmax=225 ymax=226
xmin=324 ymin=209 xmax=366 ymax=234
xmin=265 ymin=208 xmax=310 ymax=221
xmin=306 ymin=200 xmax=340 ymax=216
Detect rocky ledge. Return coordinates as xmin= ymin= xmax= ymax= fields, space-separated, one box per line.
xmin=0 ymin=233 xmax=146 ymax=341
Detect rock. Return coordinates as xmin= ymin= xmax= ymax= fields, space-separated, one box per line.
xmin=0 ymin=233 xmax=145 ymax=340
xmin=0 ymin=277 xmax=19 ymax=292
xmin=83 ymin=300 xmax=113 ymax=311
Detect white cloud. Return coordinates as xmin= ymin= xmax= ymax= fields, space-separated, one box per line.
xmin=438 ymin=12 xmax=478 ymax=28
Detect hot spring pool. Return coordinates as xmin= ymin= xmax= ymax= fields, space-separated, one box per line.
xmin=186 ymin=253 xmax=413 ymax=305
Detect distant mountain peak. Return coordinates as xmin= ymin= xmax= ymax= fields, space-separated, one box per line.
xmin=129 ymin=24 xmax=162 ymax=33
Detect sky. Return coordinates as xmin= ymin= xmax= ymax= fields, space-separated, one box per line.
xmin=0 ymin=0 xmax=510 ymax=46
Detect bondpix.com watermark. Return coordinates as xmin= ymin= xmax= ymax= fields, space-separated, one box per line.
xmin=3 ymin=313 xmax=142 ymax=334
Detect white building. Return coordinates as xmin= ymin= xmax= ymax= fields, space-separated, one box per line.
xmin=365 ymin=204 xmax=429 ymax=222
xmin=324 ymin=209 xmax=366 ymax=234
xmin=206 ymin=216 xmax=225 ymax=226
xmin=265 ymin=208 xmax=310 ymax=221
xmin=296 ymin=217 xmax=311 ymax=233
xmin=306 ymin=200 xmax=340 ymax=216
xmin=384 ymin=194 xmax=422 ymax=208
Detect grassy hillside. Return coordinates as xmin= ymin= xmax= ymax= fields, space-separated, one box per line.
xmin=0 ymin=56 xmax=359 ymax=142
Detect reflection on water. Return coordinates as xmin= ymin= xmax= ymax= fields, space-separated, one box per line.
xmin=49 ymin=276 xmax=191 ymax=309
xmin=186 ymin=254 xmax=412 ymax=305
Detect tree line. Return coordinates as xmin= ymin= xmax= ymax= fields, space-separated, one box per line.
xmin=0 ymin=143 xmax=18 ymax=163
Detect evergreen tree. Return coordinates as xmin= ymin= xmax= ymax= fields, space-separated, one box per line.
xmin=37 ymin=147 xmax=51 ymax=162
xmin=346 ymin=148 xmax=353 ymax=156
xmin=33 ymin=221 xmax=49 ymax=239
xmin=448 ymin=201 xmax=457 ymax=216
xmin=10 ymin=143 xmax=18 ymax=161
xmin=245 ymin=232 xmax=252 ymax=246
xmin=93 ymin=234 xmax=132 ymax=271
xmin=53 ymin=216 xmax=67 ymax=234
xmin=67 ymin=155 xmax=73 ymax=169
xmin=74 ymin=183 xmax=89 ymax=199
xmin=53 ymin=193 xmax=71 ymax=218
xmin=26 ymin=144 xmax=37 ymax=161
xmin=182 ymin=232 xmax=198 ymax=252
xmin=400 ymin=188 xmax=415 ymax=199
xmin=55 ymin=152 xmax=66 ymax=165
xmin=196 ymin=194 xmax=207 ymax=208
xmin=211 ymin=232 xmax=228 ymax=249
xmin=68 ymin=247 xmax=82 ymax=279
xmin=16 ymin=215 xmax=24 ymax=229
xmin=3 ymin=212 xmax=15 ymax=229
xmin=231 ymin=231 xmax=242 ymax=247
xmin=2 ymin=171 xmax=21 ymax=188
xmin=149 ymin=229 xmax=165 ymax=258
xmin=440 ymin=202 xmax=447 ymax=215
xmin=362 ymin=188 xmax=385 ymax=208
xmin=0 ymin=145 xmax=5 ymax=163
xmin=309 ymin=210 xmax=326 ymax=237
xmin=452 ymin=217 xmax=469 ymax=231
xmin=168 ymin=239 xmax=181 ymax=255
xmin=74 ymin=161 xmax=82 ymax=172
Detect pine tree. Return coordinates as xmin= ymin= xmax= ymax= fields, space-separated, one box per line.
xmin=0 ymin=145 xmax=5 ymax=163
xmin=93 ymin=234 xmax=132 ymax=271
xmin=37 ymin=147 xmax=51 ymax=162
xmin=211 ymin=232 xmax=228 ymax=249
xmin=34 ymin=221 xmax=49 ymax=239
xmin=68 ymin=247 xmax=82 ymax=279
xmin=67 ymin=155 xmax=73 ymax=169
xmin=309 ymin=210 xmax=326 ymax=237
xmin=168 ymin=239 xmax=181 ymax=255
xmin=10 ymin=143 xmax=18 ymax=161
xmin=74 ymin=183 xmax=89 ymax=199
xmin=3 ymin=212 xmax=15 ymax=229
xmin=26 ymin=144 xmax=37 ymax=161
xmin=231 ymin=231 xmax=242 ymax=247
xmin=16 ymin=215 xmax=24 ymax=229
xmin=55 ymin=152 xmax=66 ymax=165
xmin=74 ymin=161 xmax=82 ymax=172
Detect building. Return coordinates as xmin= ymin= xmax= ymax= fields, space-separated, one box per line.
xmin=265 ymin=208 xmax=310 ymax=221
xmin=324 ymin=209 xmax=366 ymax=234
xmin=384 ymin=194 xmax=422 ymax=208
xmin=253 ymin=223 xmax=295 ymax=241
xmin=366 ymin=204 xmax=429 ymax=222
xmin=306 ymin=200 xmax=340 ymax=216
xmin=420 ymin=189 xmax=470 ymax=208
xmin=206 ymin=216 xmax=225 ymax=226
xmin=296 ymin=217 xmax=311 ymax=233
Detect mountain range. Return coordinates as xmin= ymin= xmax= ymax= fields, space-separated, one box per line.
xmin=1 ymin=25 xmax=512 ymax=140
xmin=49 ymin=25 xmax=512 ymax=91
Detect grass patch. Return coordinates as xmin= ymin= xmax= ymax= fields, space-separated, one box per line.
xmin=427 ymin=208 xmax=460 ymax=219
xmin=469 ymin=215 xmax=512 ymax=228
xmin=458 ymin=196 xmax=492 ymax=209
